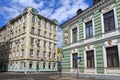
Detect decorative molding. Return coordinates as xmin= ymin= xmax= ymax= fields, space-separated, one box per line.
xmin=108 ymin=40 xmax=112 ymax=46
xmin=84 ymin=15 xmax=93 ymax=22
xmin=101 ymin=4 xmax=115 ymax=13
xmin=61 ymin=0 xmax=114 ymax=28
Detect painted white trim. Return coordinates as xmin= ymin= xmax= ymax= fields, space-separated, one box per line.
xmin=70 ymin=51 xmax=72 ymax=68
xmin=83 ymin=22 xmax=86 ymax=39
xmin=92 ymin=18 xmax=95 ymax=37
xmin=113 ymin=6 xmax=119 ymax=29
xmin=117 ymin=43 xmax=120 ymax=66
xmin=77 ymin=24 xmax=79 ymax=41
xmin=84 ymin=46 xmax=96 ymax=74
xmin=84 ymin=50 xmax=87 ymax=73
xmin=94 ymin=48 xmax=97 ymax=74
xmin=70 ymin=29 xmax=72 ymax=43
xmin=83 ymin=16 xmax=95 ymax=39
xmin=103 ymin=39 xmax=120 ymax=74
xmin=101 ymin=4 xmax=118 ymax=34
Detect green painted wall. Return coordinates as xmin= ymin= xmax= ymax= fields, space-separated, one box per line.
xmin=116 ymin=0 xmax=120 ymax=32
xmin=78 ymin=47 xmax=84 ymax=73
xmin=94 ymin=10 xmax=102 ymax=39
xmin=94 ymin=42 xmax=104 ymax=74
xmin=78 ymin=19 xmax=84 ymax=43
xmin=62 ymin=50 xmax=71 ymax=72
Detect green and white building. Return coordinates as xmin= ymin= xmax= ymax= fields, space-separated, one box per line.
xmin=61 ymin=0 xmax=120 ymax=74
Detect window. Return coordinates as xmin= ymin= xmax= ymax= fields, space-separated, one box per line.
xmin=16 ymin=51 xmax=18 ymax=57
xmin=50 ymin=23 xmax=52 ymax=30
xmin=54 ymin=35 xmax=56 ymax=40
xmin=43 ymin=51 xmax=46 ymax=58
xmin=54 ymin=25 xmax=56 ymax=31
xmin=20 ymin=49 xmax=24 ymax=56
xmin=37 ymin=50 xmax=40 ymax=57
xmin=38 ymin=19 xmax=41 ymax=26
xmin=32 ymin=16 xmax=35 ymax=23
xmin=54 ymin=44 xmax=56 ymax=49
xmin=36 ymin=62 xmax=39 ymax=70
xmin=106 ymin=46 xmax=119 ymax=67
xmin=30 ymin=49 xmax=34 ymax=56
xmin=23 ymin=16 xmax=26 ymax=23
xmin=20 ymin=62 xmax=23 ymax=69
xmin=48 ymin=63 xmax=51 ymax=69
xmin=37 ymin=39 xmax=40 ymax=47
xmin=43 ymin=62 xmax=45 ymax=69
xmin=31 ymin=27 xmax=34 ymax=34
xmin=49 ymin=33 xmax=52 ymax=38
xmin=44 ymin=21 xmax=47 ymax=28
xmin=53 ymin=63 xmax=56 ymax=68
xmin=29 ymin=62 xmax=33 ymax=69
xmin=54 ymin=53 xmax=56 ymax=58
xmin=72 ymin=28 xmax=77 ymax=43
xmin=23 ymin=27 xmax=26 ymax=33
xmin=21 ymin=38 xmax=24 ymax=45
xmin=49 ymin=52 xmax=51 ymax=58
xmin=72 ymin=53 xmax=78 ymax=68
xmin=103 ymin=10 xmax=115 ymax=32
xmin=86 ymin=50 xmax=94 ymax=68
xmin=85 ymin=20 xmax=93 ymax=39
xmin=31 ymin=38 xmax=34 ymax=46
xmin=44 ymin=31 xmax=47 ymax=37
xmin=38 ymin=29 xmax=40 ymax=36
xmin=44 ymin=41 xmax=46 ymax=47
xmin=49 ymin=42 xmax=51 ymax=48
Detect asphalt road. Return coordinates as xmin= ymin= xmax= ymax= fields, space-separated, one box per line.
xmin=0 ymin=72 xmax=90 ymax=80
xmin=0 ymin=72 xmax=56 ymax=80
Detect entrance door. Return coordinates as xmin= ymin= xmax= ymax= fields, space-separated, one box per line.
xmin=72 ymin=53 xmax=78 ymax=68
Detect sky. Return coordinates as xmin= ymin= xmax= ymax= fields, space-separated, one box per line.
xmin=0 ymin=0 xmax=93 ymax=48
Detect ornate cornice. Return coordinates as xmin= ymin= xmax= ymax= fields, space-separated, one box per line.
xmin=61 ymin=0 xmax=115 ymax=28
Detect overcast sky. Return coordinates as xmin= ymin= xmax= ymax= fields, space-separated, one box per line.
xmin=0 ymin=0 xmax=92 ymax=47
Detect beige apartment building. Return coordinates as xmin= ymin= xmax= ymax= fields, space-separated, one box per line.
xmin=0 ymin=7 xmax=58 ymax=72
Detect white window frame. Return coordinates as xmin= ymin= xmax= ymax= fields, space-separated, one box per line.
xmin=83 ymin=15 xmax=95 ymax=39
xmin=30 ymin=49 xmax=34 ymax=56
xmin=71 ymin=26 xmax=78 ymax=43
xmin=37 ymin=50 xmax=40 ymax=57
xmin=101 ymin=4 xmax=118 ymax=34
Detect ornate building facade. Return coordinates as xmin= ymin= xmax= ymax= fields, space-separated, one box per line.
xmin=0 ymin=7 xmax=58 ymax=72
xmin=61 ymin=0 xmax=120 ymax=74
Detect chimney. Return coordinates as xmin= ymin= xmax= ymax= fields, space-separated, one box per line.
xmin=93 ymin=0 xmax=101 ymax=4
xmin=77 ymin=9 xmax=83 ymax=15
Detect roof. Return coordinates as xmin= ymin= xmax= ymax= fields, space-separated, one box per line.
xmin=0 ymin=7 xmax=58 ymax=31
xmin=60 ymin=0 xmax=112 ymax=28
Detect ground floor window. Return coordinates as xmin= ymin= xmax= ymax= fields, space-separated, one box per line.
xmin=48 ymin=62 xmax=51 ymax=69
xmin=53 ymin=63 xmax=56 ymax=69
xmin=106 ymin=46 xmax=119 ymax=67
xmin=86 ymin=50 xmax=95 ymax=68
xmin=29 ymin=62 xmax=33 ymax=69
xmin=36 ymin=62 xmax=39 ymax=70
xmin=43 ymin=62 xmax=45 ymax=69
xmin=72 ymin=53 xmax=78 ymax=68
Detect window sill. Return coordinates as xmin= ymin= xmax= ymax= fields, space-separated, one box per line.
xmin=106 ymin=67 xmax=120 ymax=69
xmin=86 ymin=67 xmax=95 ymax=69
xmin=103 ymin=29 xmax=117 ymax=35
xmin=85 ymin=37 xmax=94 ymax=40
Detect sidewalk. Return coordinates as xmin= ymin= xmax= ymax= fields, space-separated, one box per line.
xmin=50 ymin=75 xmax=90 ymax=80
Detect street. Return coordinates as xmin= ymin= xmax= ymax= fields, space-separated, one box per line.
xmin=0 ymin=72 xmax=90 ymax=80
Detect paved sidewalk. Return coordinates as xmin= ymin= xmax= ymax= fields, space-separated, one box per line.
xmin=50 ymin=75 xmax=90 ymax=80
